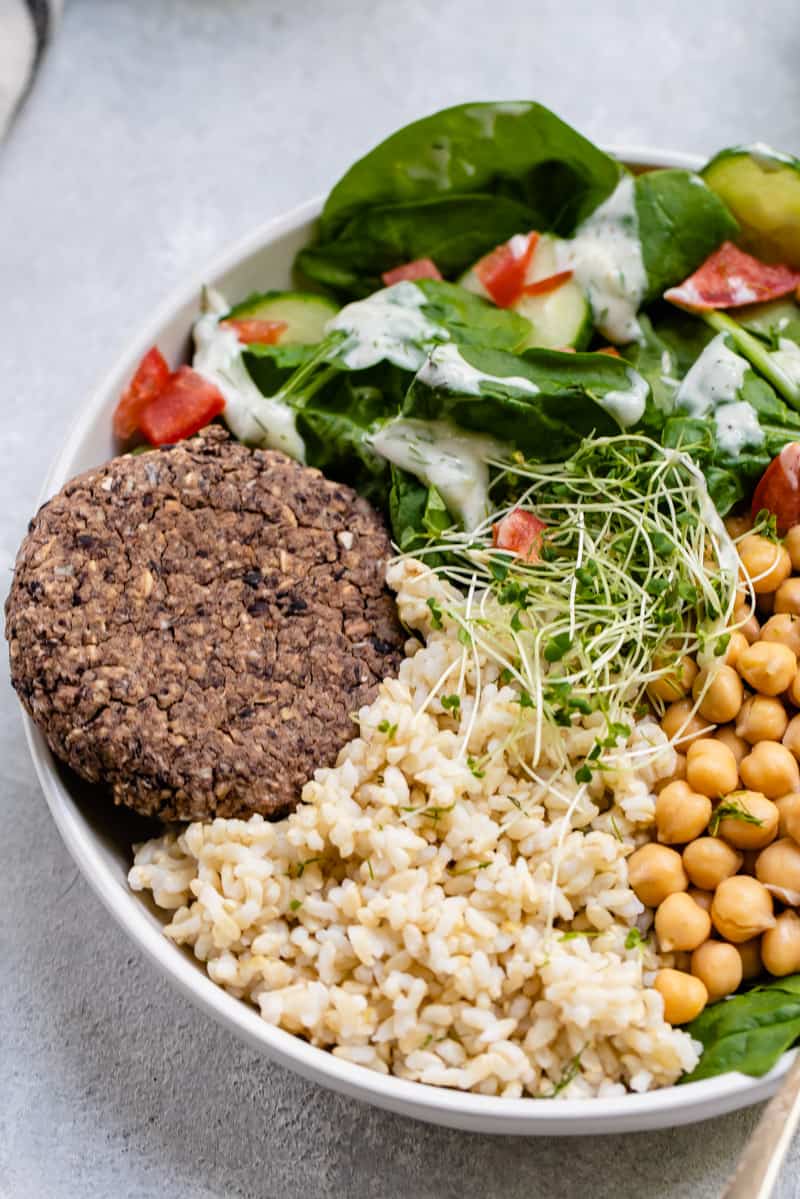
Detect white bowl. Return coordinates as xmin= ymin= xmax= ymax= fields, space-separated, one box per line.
xmin=23 ymin=147 xmax=794 ymax=1135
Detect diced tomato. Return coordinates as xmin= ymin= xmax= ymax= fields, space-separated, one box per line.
xmin=665 ymin=242 xmax=800 ymax=310
xmin=521 ymin=269 xmax=573 ymax=298
xmin=382 ymin=257 xmax=443 ymax=286
xmin=113 ymin=347 xmax=171 ymax=441
xmin=492 ymin=509 xmax=547 ymax=563
xmin=597 ymin=346 xmax=621 ymax=357
xmin=476 ymin=232 xmax=539 ymax=308
xmin=751 ymin=443 xmax=800 ymax=533
xmin=139 ymin=367 xmax=225 ymax=446
xmin=220 ymin=318 xmax=287 ymax=345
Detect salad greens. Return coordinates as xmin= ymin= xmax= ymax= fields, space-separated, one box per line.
xmin=683 ymin=975 xmax=800 ymax=1083
xmin=299 ymin=102 xmax=622 ymax=296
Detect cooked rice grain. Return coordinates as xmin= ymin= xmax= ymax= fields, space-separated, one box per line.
xmin=130 ymin=558 xmax=700 ymax=1097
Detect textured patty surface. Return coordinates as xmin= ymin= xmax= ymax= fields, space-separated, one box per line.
xmin=6 ymin=426 xmax=404 ymax=820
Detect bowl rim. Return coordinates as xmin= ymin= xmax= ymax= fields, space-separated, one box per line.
xmin=23 ymin=142 xmax=796 ymax=1134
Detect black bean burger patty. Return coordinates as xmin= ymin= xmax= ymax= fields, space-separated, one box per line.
xmin=6 ymin=426 xmax=405 ymax=820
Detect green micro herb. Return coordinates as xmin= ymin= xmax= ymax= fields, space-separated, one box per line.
xmin=544 ymin=1052 xmax=582 ymax=1098
xmin=289 ymin=899 xmax=302 ymax=912
xmin=625 ymin=928 xmax=645 ymax=950
xmin=426 ymin=596 xmax=444 ymax=629
xmin=294 ymin=857 xmax=320 ymax=879
xmin=441 ymin=693 xmax=461 ymax=713
xmin=378 ymin=720 xmax=398 ymax=739
xmin=709 ymin=797 xmax=765 ymax=837
xmin=467 ymin=756 xmax=486 ymax=779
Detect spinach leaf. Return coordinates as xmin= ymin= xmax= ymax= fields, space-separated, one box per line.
xmin=388 ymin=466 xmax=452 ymax=554
xmin=414 ymin=280 xmax=531 ymax=354
xmin=682 ymin=975 xmax=800 ymax=1083
xmin=296 ymin=370 xmax=399 ymax=506
xmin=635 ymin=169 xmax=739 ymax=302
xmin=403 ymin=343 xmax=639 ymax=459
xmin=301 ymin=102 xmax=621 ymax=298
xmin=297 ymin=194 xmax=535 ymax=298
xmin=244 ymin=343 xmax=316 ymax=396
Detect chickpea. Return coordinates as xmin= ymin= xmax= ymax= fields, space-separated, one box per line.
xmin=774 ymin=793 xmax=800 ymax=841
xmin=723 ymin=631 xmax=750 ymax=669
xmin=725 ymin=513 xmax=752 ymax=540
xmin=733 ymin=604 xmax=761 ymax=644
xmin=738 ymin=534 xmax=792 ymax=594
xmin=688 ymin=888 xmax=714 ymax=912
xmin=736 ymin=695 xmax=789 ymax=744
xmin=788 ymin=670 xmax=800 ymax=708
xmin=761 ymin=613 xmax=800 ymax=658
xmin=661 ymin=699 xmax=711 ymax=746
xmin=775 ymin=578 xmax=800 ymax=616
xmin=686 ymin=738 xmax=739 ymax=798
xmin=655 ymin=781 xmax=712 ymax=844
xmin=715 ymin=725 xmax=749 ymax=765
xmin=740 ymin=743 xmax=800 ymax=799
xmin=628 ymin=843 xmax=689 ymax=907
xmin=785 ymin=526 xmax=800 ymax=572
xmin=654 ymin=753 xmax=687 ymax=794
xmin=737 ymin=641 xmax=797 ymax=697
xmin=713 ymin=789 xmax=779 ymax=849
xmin=711 ymin=875 xmax=775 ymax=942
xmin=648 ymin=656 xmax=699 ymax=703
xmin=654 ymin=969 xmax=708 ymax=1024
xmin=784 ymin=715 xmax=800 ymax=761
xmin=756 ymin=837 xmax=800 ymax=901
xmin=692 ymin=665 xmax=743 ymax=724
xmin=761 ymin=911 xmax=800 ymax=977
xmin=655 ymin=892 xmax=712 ymax=952
xmin=737 ymin=937 xmax=763 ymax=980
xmin=682 ymin=837 xmax=743 ymax=891
xmin=690 ymin=940 xmax=743 ymax=1002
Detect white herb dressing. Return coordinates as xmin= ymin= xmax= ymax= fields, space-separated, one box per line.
xmin=556 ymin=175 xmax=647 ymax=344
xmin=713 ymin=401 xmax=765 ymax=456
xmin=192 ymin=290 xmax=305 ymax=461
xmin=772 ymin=338 xmax=800 ymax=388
xmin=674 ymin=334 xmax=748 ymax=417
xmin=416 ymin=343 xmax=539 ymax=396
xmin=599 ymin=368 xmax=649 ymax=428
xmin=369 ymin=418 xmax=509 ymax=532
xmin=326 ymin=281 xmax=445 ymax=372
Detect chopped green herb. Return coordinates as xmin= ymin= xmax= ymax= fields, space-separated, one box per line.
xmin=544 ymin=1052 xmax=582 ymax=1098
xmin=367 ymin=858 xmax=375 ymax=881
xmin=289 ymin=898 xmax=302 ymax=912
xmin=575 ymin=764 xmax=592 ymax=784
xmin=449 ymin=860 xmax=492 ymax=876
xmin=378 ymin=719 xmax=398 ymax=739
xmin=625 ymin=927 xmax=645 ymax=950
xmin=294 ymin=857 xmax=321 ymax=879
xmin=441 ymin=693 xmax=461 ymax=713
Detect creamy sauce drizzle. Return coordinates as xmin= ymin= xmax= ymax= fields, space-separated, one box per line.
xmin=556 ymin=175 xmax=647 ymax=344
xmin=326 ymin=281 xmax=444 ymax=371
xmin=674 ymin=334 xmax=748 ymax=417
xmin=417 ymin=343 xmax=539 ymax=396
xmin=370 ymin=418 xmax=509 ymax=531
xmin=193 ymin=290 xmax=305 ymax=461
xmin=600 ymin=368 xmax=649 ymax=428
xmin=714 ymin=401 xmax=765 ymax=455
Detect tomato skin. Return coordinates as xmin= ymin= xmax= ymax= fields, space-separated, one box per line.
xmin=476 ymin=232 xmax=539 ymax=308
xmin=492 ymin=509 xmax=546 ymax=562
xmin=220 ymin=318 xmax=287 ymax=345
xmin=521 ymin=268 xmax=573 ymax=297
xmin=382 ymin=257 xmax=442 ymax=285
xmin=113 ymin=347 xmax=171 ymax=440
xmin=751 ymin=443 xmax=800 ymax=533
xmin=139 ymin=367 xmax=225 ymax=446
xmin=665 ymin=241 xmax=800 ymax=310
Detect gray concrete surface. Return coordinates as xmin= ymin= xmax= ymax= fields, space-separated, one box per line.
xmin=2 ymin=1 xmax=800 ymax=1195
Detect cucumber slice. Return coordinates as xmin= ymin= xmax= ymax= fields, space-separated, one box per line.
xmin=226 ymin=291 xmax=339 ymax=345
xmin=737 ymin=297 xmax=800 ymax=346
xmin=702 ymin=145 xmax=800 ymax=267
xmin=459 ymin=234 xmax=592 ymax=350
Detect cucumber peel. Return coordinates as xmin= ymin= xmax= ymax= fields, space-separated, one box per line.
xmin=702 ymin=144 xmax=800 ymax=267
xmin=226 ymin=291 xmax=339 ymax=345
